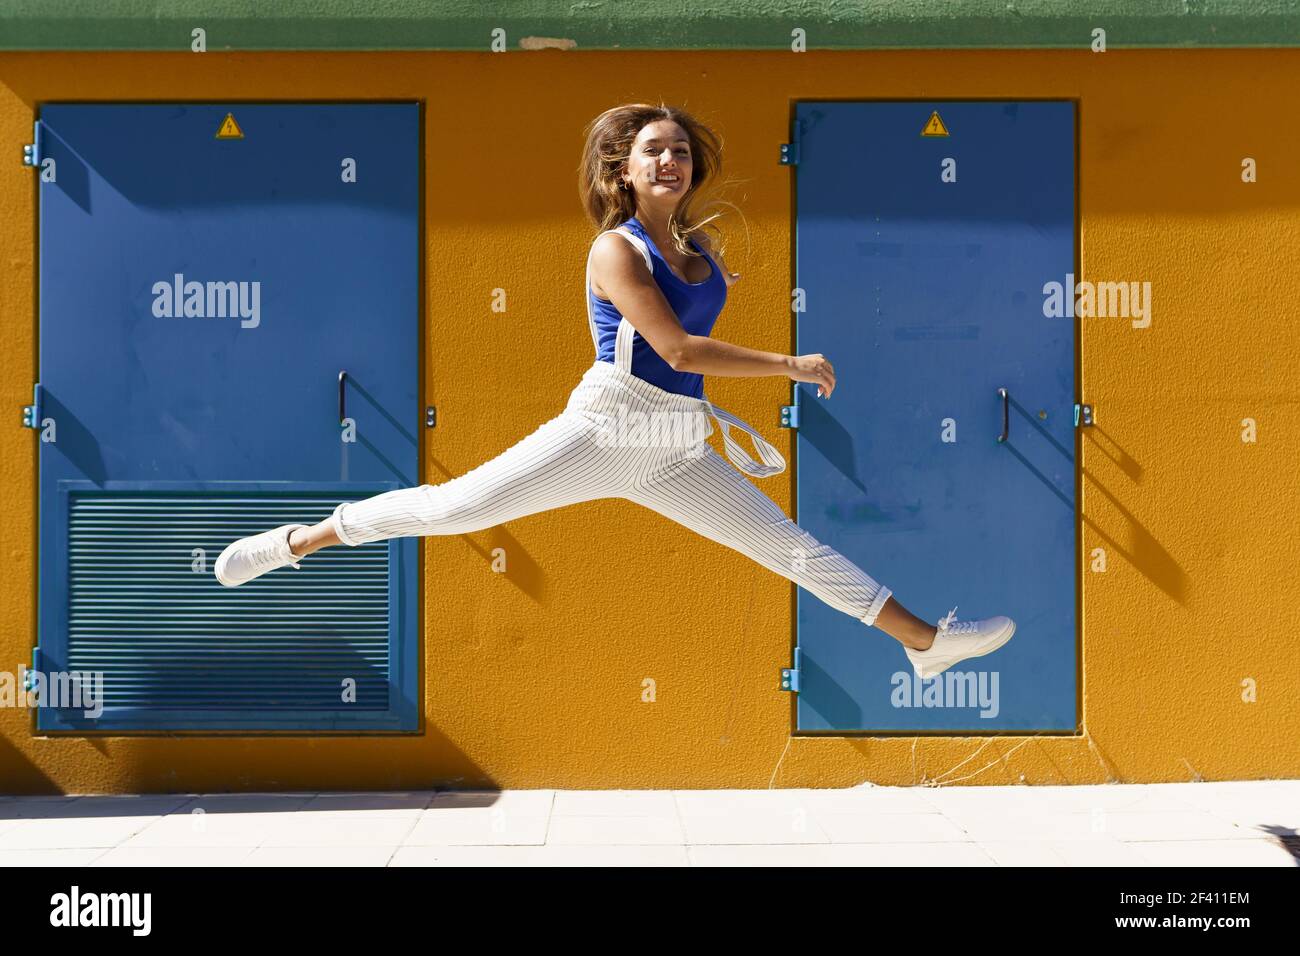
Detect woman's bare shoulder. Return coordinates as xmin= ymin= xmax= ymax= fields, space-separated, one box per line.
xmin=589 ymin=230 xmax=650 ymax=300
xmin=591 ymin=230 xmax=648 ymax=271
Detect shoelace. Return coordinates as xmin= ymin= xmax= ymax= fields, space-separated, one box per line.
xmin=248 ymin=531 xmax=297 ymax=571
xmin=936 ymin=606 xmax=979 ymax=636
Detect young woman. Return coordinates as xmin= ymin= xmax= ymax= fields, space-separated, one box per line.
xmin=215 ymin=103 xmax=1015 ymax=679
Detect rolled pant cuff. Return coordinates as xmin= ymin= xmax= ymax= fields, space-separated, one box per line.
xmin=860 ymin=586 xmax=893 ymax=627
xmin=329 ymin=501 xmax=362 ymax=548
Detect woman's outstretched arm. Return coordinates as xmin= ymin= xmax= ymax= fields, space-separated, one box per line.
xmin=590 ymin=232 xmax=837 ymax=398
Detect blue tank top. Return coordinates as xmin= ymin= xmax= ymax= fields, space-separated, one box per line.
xmin=589 ymin=216 xmax=727 ymax=399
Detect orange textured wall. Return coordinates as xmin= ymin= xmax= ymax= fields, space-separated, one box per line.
xmin=0 ymin=49 xmax=1296 ymax=793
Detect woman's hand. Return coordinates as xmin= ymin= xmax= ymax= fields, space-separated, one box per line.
xmin=787 ymin=353 xmax=836 ymax=398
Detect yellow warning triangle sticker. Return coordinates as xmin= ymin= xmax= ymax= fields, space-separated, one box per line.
xmin=921 ymin=111 xmax=949 ymax=137
xmin=215 ymin=113 xmax=244 ymax=140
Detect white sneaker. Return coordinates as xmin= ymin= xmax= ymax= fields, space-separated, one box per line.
xmin=903 ymin=606 xmax=1016 ymax=679
xmin=214 ymin=524 xmax=308 ymax=587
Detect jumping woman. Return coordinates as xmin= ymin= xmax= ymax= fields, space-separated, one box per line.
xmin=215 ymin=103 xmax=1015 ymax=679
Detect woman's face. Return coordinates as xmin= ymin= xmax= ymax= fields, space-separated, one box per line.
xmin=622 ymin=119 xmax=693 ymax=210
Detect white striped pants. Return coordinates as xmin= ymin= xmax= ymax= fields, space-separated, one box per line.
xmin=329 ymin=361 xmax=894 ymax=627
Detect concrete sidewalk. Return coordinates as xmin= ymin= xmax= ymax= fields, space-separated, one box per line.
xmin=0 ymin=780 xmax=1295 ymax=866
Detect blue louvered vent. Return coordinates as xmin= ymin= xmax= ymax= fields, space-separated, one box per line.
xmin=66 ymin=494 xmax=390 ymax=712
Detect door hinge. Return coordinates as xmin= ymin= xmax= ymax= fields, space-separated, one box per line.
xmin=425 ymin=405 xmax=436 ymax=428
xmin=23 ymin=646 xmax=42 ymax=693
xmin=779 ymin=117 xmax=802 ymax=166
xmin=22 ymin=383 xmax=43 ymax=429
xmin=780 ymin=647 xmax=801 ymax=692
xmin=1073 ymin=403 xmax=1094 ymax=427
xmin=22 ymin=120 xmax=41 ymax=168
xmin=780 ymin=404 xmax=799 ymax=429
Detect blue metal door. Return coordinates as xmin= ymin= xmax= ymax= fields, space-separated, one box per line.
xmin=791 ymin=101 xmax=1077 ymax=732
xmin=33 ymin=103 xmax=420 ymax=731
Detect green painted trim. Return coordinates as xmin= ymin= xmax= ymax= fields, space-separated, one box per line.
xmin=1 ymin=0 xmax=1298 ymax=50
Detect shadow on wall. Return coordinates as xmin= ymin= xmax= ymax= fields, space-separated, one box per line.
xmin=0 ymin=730 xmax=63 ymax=794
xmin=1081 ymin=425 xmax=1190 ymax=606
xmin=0 ymin=724 xmax=507 ymax=797
xmin=121 ymin=728 xmax=504 ymax=795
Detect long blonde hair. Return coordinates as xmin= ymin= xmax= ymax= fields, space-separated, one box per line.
xmin=578 ymin=102 xmax=734 ymax=260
